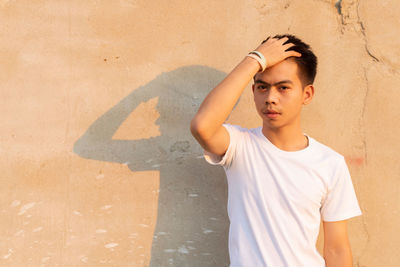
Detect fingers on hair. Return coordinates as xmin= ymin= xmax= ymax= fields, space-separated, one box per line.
xmin=291 ymin=51 xmax=302 ymax=57
xmin=262 ymin=35 xmax=289 ymax=44
xmin=283 ymin=43 xmax=295 ymax=49
xmin=262 ymin=36 xmax=271 ymax=44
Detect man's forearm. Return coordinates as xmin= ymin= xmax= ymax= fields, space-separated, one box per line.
xmin=190 ymin=56 xmax=259 ymax=139
xmin=324 ymin=248 xmax=353 ymax=267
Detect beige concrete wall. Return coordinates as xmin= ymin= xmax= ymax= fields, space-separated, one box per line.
xmin=1 ymin=0 xmax=399 ymax=266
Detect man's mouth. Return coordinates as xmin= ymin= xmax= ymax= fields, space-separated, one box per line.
xmin=263 ymin=109 xmax=281 ymax=118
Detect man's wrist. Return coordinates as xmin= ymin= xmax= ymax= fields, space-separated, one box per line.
xmin=246 ymin=51 xmax=267 ymax=72
xmin=242 ymin=56 xmax=264 ymax=74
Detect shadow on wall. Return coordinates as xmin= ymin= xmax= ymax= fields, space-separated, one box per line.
xmin=73 ymin=65 xmax=230 ymax=266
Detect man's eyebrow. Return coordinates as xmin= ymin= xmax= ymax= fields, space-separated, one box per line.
xmin=254 ymin=79 xmax=293 ymax=86
xmin=254 ymin=79 xmax=268 ymax=85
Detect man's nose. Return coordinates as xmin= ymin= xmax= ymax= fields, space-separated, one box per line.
xmin=265 ymin=88 xmax=278 ymax=104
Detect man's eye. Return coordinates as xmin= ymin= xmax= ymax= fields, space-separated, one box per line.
xmin=258 ymin=85 xmax=267 ymax=90
xmin=279 ymin=86 xmax=288 ymax=90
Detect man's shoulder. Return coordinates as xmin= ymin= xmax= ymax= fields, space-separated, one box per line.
xmin=222 ymin=123 xmax=263 ymax=145
xmin=308 ymin=136 xmax=345 ymax=163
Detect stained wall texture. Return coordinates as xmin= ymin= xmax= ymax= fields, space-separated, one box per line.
xmin=1 ymin=0 xmax=399 ymax=266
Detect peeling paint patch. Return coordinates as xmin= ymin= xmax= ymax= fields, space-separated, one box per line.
xmin=170 ymin=141 xmax=190 ymax=152
xmin=80 ymin=255 xmax=88 ymax=263
xmin=105 ymin=243 xmax=119 ymax=249
xmin=18 ymin=202 xmax=36 ymax=215
xmin=178 ymin=245 xmax=189 ymax=254
xmin=14 ymin=230 xmax=24 ymax=236
xmin=10 ymin=200 xmax=21 ymax=207
xmin=3 ymin=253 xmax=11 ymax=259
xmin=33 ymin=226 xmax=43 ymax=232
xmin=157 ymin=231 xmax=167 ymax=235
xmin=73 ymin=210 xmax=83 ymax=216
xmin=129 ymin=233 xmax=138 ymax=238
xmin=101 ymin=205 xmax=112 ymax=210
xmin=2 ymin=248 xmax=13 ymax=259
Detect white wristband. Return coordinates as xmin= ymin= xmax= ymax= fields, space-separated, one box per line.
xmin=249 ymin=51 xmax=267 ymax=70
xmin=246 ymin=53 xmax=267 ymax=72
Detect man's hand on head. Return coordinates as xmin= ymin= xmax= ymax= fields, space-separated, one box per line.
xmin=254 ymin=37 xmax=301 ymax=69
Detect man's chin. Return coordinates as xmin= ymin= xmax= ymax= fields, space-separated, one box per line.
xmin=263 ymin=120 xmax=283 ymax=130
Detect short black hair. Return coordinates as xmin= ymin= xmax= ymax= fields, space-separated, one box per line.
xmin=261 ymin=34 xmax=317 ymax=86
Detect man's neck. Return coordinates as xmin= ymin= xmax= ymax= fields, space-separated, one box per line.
xmin=262 ymin=123 xmax=308 ymax=152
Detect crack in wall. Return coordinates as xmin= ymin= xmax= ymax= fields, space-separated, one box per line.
xmin=335 ymin=0 xmax=379 ymax=62
xmin=334 ymin=1 xmax=372 ymax=265
xmin=336 ymin=0 xmax=399 ymax=76
xmin=360 ymin=68 xmax=369 ymax=166
xmin=339 ymin=0 xmax=400 ymax=76
xmin=354 ymin=1 xmax=372 ymax=265
xmin=357 ymin=2 xmax=399 ymax=76
xmin=355 ymin=1 xmax=379 ymax=63
xmin=356 ymin=68 xmax=371 ymax=267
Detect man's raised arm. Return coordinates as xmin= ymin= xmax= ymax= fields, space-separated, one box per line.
xmin=190 ymin=36 xmax=301 ymax=157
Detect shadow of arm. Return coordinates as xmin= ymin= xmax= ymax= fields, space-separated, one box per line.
xmin=73 ymin=85 xmax=162 ymax=170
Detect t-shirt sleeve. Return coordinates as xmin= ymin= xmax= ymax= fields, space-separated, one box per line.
xmin=203 ymin=124 xmax=241 ymax=168
xmin=321 ymin=157 xmax=362 ymax=222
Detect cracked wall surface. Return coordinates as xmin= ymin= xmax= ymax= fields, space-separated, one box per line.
xmin=1 ymin=0 xmax=399 ymax=266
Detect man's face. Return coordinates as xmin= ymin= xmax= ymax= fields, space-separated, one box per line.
xmin=252 ymin=58 xmax=314 ymax=131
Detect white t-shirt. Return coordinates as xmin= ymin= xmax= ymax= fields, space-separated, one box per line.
xmin=204 ymin=124 xmax=362 ymax=267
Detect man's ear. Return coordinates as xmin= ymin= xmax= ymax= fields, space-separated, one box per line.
xmin=303 ymin=84 xmax=314 ymax=105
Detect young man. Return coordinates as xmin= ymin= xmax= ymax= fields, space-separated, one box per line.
xmin=190 ymin=34 xmax=362 ymax=266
